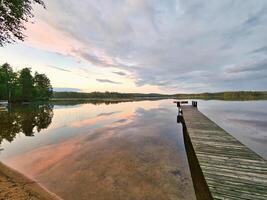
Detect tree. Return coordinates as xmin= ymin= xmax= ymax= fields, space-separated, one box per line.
xmin=34 ymin=72 xmax=53 ymax=100
xmin=0 ymin=63 xmax=18 ymax=102
xmin=1 ymin=63 xmax=52 ymax=102
xmin=18 ymin=67 xmax=34 ymax=101
xmin=0 ymin=0 xmax=45 ymax=46
xmin=0 ymin=63 xmax=9 ymax=100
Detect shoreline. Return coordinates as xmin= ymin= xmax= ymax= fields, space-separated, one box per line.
xmin=1 ymin=96 xmax=267 ymax=107
xmin=0 ymin=162 xmax=60 ymax=200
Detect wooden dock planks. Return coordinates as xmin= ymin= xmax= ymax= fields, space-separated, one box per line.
xmin=181 ymin=105 xmax=267 ymax=200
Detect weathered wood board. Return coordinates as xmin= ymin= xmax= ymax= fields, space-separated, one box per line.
xmin=182 ymin=105 xmax=267 ymax=200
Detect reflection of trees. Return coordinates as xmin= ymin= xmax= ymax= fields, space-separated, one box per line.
xmin=0 ymin=104 xmax=53 ymax=144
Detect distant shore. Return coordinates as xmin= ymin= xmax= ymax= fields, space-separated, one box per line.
xmin=51 ymin=96 xmax=170 ymax=102
xmin=1 ymin=91 xmax=267 ymax=105
xmin=52 ymin=91 xmax=267 ymax=101
xmin=0 ymin=162 xmax=59 ymax=200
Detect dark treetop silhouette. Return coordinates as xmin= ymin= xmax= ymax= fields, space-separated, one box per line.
xmin=0 ymin=0 xmax=45 ymax=46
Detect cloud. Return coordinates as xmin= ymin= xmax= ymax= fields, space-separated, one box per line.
xmin=251 ymin=46 xmax=267 ymax=54
xmin=225 ymin=58 xmax=267 ymax=74
xmin=28 ymin=0 xmax=267 ymax=92
xmin=96 ymin=79 xmax=122 ymax=84
xmin=25 ymin=19 xmax=83 ymax=56
xmin=113 ymin=71 xmax=127 ymax=76
xmin=72 ymin=49 xmax=115 ymax=68
xmin=47 ymin=65 xmax=71 ymax=72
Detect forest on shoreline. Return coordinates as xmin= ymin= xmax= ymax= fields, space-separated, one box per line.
xmin=0 ymin=63 xmax=53 ymax=102
xmin=53 ymin=91 xmax=267 ymax=101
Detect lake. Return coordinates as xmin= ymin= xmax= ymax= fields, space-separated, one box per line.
xmin=0 ymin=100 xmax=266 ymax=200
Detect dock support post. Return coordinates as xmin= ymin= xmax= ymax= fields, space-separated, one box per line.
xmin=192 ymin=101 xmax=198 ymax=108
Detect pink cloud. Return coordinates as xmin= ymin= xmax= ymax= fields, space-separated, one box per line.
xmin=25 ymin=20 xmax=83 ymax=57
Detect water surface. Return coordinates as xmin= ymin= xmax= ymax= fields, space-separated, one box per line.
xmin=0 ymin=100 xmax=195 ymax=200
xmin=198 ymin=100 xmax=267 ymax=159
xmin=1 ymin=99 xmax=267 ymax=200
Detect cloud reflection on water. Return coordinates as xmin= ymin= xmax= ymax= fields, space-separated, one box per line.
xmin=2 ymin=100 xmax=196 ymax=200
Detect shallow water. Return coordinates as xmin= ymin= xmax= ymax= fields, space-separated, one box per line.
xmin=0 ymin=100 xmax=195 ymax=200
xmin=0 ymin=99 xmax=266 ymax=199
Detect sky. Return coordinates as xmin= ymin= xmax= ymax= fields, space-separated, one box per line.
xmin=1 ymin=0 xmax=267 ymax=93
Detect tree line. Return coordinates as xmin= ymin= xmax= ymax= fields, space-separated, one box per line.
xmin=53 ymin=91 xmax=136 ymax=99
xmin=53 ymin=91 xmax=267 ymax=101
xmin=53 ymin=92 xmax=172 ymax=99
xmin=0 ymin=63 xmax=53 ymax=102
xmin=175 ymin=91 xmax=267 ymax=100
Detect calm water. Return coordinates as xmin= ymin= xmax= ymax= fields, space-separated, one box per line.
xmin=0 ymin=100 xmax=195 ymax=200
xmin=198 ymin=100 xmax=267 ymax=159
xmin=0 ymin=100 xmax=267 ymax=200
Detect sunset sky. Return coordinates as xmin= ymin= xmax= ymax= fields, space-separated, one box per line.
xmin=0 ymin=0 xmax=267 ymax=93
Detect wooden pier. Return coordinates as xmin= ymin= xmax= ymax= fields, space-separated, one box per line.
xmin=177 ymin=102 xmax=267 ymax=200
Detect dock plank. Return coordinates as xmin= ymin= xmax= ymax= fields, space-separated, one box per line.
xmin=181 ymin=105 xmax=267 ymax=200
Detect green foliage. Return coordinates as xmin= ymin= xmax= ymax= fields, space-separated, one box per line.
xmin=34 ymin=72 xmax=53 ymax=100
xmin=0 ymin=63 xmax=53 ymax=102
xmin=19 ymin=68 xmax=34 ymax=101
xmin=0 ymin=0 xmax=45 ymax=46
xmin=0 ymin=63 xmax=17 ymax=100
